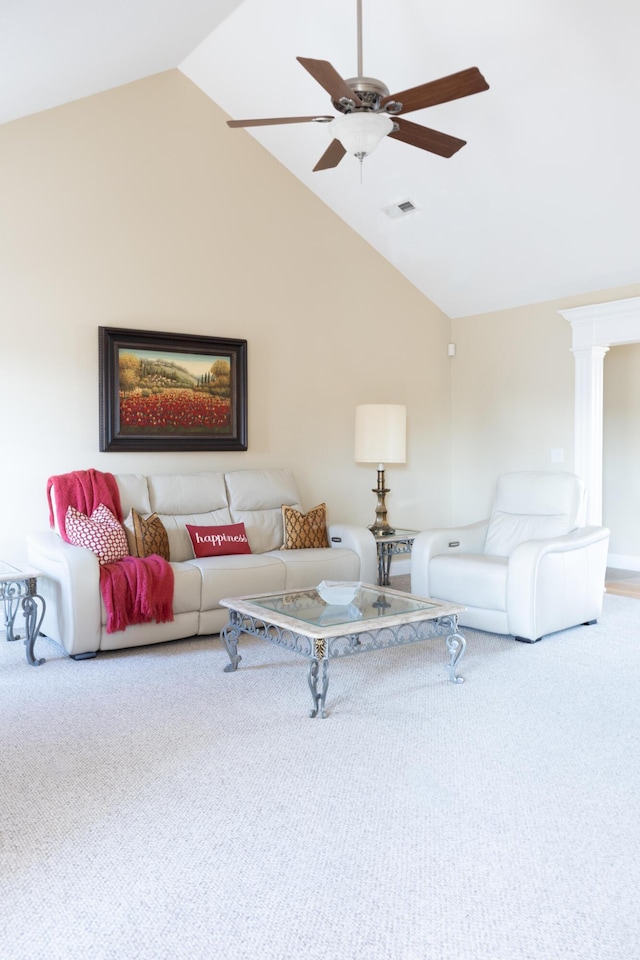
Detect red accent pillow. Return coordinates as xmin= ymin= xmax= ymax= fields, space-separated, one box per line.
xmin=186 ymin=522 xmax=252 ymax=558
xmin=65 ymin=503 xmax=129 ymax=565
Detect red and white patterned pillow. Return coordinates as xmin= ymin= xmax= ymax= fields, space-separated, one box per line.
xmin=65 ymin=503 xmax=129 ymax=565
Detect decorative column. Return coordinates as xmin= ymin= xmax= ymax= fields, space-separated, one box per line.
xmin=561 ymin=295 xmax=640 ymax=530
xmin=571 ymin=346 xmax=608 ymax=525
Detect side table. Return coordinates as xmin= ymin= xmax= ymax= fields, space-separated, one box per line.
xmin=373 ymin=529 xmax=419 ymax=586
xmin=0 ymin=561 xmax=46 ymax=666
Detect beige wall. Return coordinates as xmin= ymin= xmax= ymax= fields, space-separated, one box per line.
xmin=0 ymin=70 xmax=451 ymax=562
xmin=450 ymin=301 xmax=575 ymax=523
xmin=452 ymin=285 xmax=640 ymax=563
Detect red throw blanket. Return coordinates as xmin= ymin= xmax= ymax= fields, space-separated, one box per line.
xmin=99 ymin=555 xmax=174 ymax=635
xmin=47 ymin=468 xmax=124 ymax=531
xmin=47 ymin=469 xmax=174 ymax=634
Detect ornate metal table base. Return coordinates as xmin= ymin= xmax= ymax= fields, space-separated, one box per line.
xmin=307 ymin=657 xmax=330 ymax=719
xmin=221 ymin=610 xmax=466 ymax=718
xmin=2 ymin=576 xmax=46 ymax=667
xmin=373 ymin=530 xmax=417 ymax=586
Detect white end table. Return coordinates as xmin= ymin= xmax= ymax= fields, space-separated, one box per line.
xmin=0 ymin=561 xmax=46 ymax=666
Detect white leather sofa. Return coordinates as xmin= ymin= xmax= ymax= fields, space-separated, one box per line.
xmin=410 ymin=471 xmax=610 ymax=643
xmin=26 ymin=468 xmax=377 ymax=659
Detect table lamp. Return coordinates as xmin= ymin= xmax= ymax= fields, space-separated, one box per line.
xmin=354 ymin=404 xmax=406 ymax=535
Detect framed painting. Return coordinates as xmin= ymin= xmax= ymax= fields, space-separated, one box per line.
xmin=99 ymin=327 xmax=247 ymax=452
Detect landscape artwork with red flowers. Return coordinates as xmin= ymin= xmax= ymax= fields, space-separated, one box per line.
xmin=99 ymin=327 xmax=247 ymax=452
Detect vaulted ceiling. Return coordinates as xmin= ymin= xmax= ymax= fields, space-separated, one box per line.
xmin=3 ymin=0 xmax=640 ymax=317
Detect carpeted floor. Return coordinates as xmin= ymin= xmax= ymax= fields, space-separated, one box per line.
xmin=1 ymin=592 xmax=639 ymax=960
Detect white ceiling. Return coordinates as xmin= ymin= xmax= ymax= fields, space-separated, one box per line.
xmin=3 ymin=0 xmax=640 ymax=317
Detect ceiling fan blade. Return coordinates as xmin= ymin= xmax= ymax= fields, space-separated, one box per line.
xmin=389 ymin=117 xmax=466 ymax=158
xmin=313 ymin=139 xmax=347 ymax=172
xmin=297 ymin=57 xmax=362 ymax=105
xmin=382 ymin=66 xmax=489 ymax=115
xmin=227 ymin=115 xmax=333 ymax=128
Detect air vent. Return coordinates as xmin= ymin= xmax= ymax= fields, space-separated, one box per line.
xmin=384 ymin=199 xmax=418 ymax=219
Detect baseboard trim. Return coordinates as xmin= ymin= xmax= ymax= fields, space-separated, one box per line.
xmin=608 ymin=553 xmax=640 ymax=572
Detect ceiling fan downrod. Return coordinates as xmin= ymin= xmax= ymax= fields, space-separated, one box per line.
xmin=339 ymin=0 xmax=399 ymax=116
xmin=357 ymin=0 xmax=364 ymax=78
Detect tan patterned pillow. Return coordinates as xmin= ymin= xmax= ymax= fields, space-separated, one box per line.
xmin=281 ymin=503 xmax=329 ymax=550
xmin=123 ymin=509 xmax=170 ymax=561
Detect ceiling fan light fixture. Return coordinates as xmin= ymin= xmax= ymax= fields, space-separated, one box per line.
xmin=330 ymin=112 xmax=394 ymax=160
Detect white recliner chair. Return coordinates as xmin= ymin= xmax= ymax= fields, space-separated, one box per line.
xmin=410 ymin=472 xmax=610 ymax=642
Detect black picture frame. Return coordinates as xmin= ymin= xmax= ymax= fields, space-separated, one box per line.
xmin=99 ymin=327 xmax=248 ymax=452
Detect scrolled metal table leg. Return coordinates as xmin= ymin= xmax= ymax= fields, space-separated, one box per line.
xmin=22 ymin=594 xmax=46 ymax=667
xmin=377 ymin=543 xmax=393 ymax=587
xmin=4 ymin=595 xmax=20 ymax=642
xmin=221 ymin=623 xmax=242 ymax=673
xmin=445 ymin=630 xmax=466 ymax=684
xmin=307 ymin=658 xmax=329 ymax=719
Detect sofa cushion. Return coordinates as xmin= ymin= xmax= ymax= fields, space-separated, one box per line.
xmin=186 ymin=522 xmax=251 ymax=558
xmin=225 ymin=468 xmax=299 ymax=511
xmin=267 ymin=547 xmax=360 ymax=590
xmin=484 ymin=471 xmax=584 ymax=557
xmin=65 ymin=504 xmax=130 ymax=566
xmin=484 ymin=512 xmax=574 ymax=558
xmin=226 ymin=469 xmax=302 ymax=553
xmin=281 ymin=503 xmax=329 ymax=549
xmin=188 ymin=554 xmax=287 ymax=611
xmin=147 ymin=472 xmax=229 ymax=515
xmin=429 ymin=553 xmax=508 ymax=610
xmin=123 ymin=509 xmax=170 ymax=560
xmin=115 ymin=474 xmax=152 ymax=518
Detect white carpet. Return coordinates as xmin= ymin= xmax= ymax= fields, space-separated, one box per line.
xmin=1 ymin=594 xmax=639 ymax=960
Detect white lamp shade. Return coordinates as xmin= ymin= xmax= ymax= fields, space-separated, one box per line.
xmin=354 ymin=404 xmax=407 ymax=464
xmin=330 ymin=112 xmax=394 ymax=159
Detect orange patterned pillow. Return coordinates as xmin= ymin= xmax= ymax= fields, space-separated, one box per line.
xmin=281 ymin=503 xmax=329 ymax=550
xmin=123 ymin=509 xmax=170 ymax=561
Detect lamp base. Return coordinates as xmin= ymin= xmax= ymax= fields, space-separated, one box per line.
xmin=368 ymin=467 xmax=395 ymax=537
xmin=369 ymin=522 xmax=396 ymax=537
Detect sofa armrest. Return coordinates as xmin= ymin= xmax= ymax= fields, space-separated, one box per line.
xmin=507 ymin=526 xmax=610 ymax=640
xmin=26 ymin=531 xmax=102 ymax=657
xmin=410 ymin=520 xmax=489 ymax=598
xmin=328 ymin=523 xmax=377 ymax=585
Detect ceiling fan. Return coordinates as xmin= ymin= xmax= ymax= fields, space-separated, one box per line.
xmin=226 ymin=0 xmax=489 ymax=172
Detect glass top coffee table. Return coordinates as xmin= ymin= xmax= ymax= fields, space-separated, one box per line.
xmin=219 ymin=583 xmax=466 ymax=718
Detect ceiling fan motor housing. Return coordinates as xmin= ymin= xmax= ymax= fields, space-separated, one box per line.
xmin=332 ymin=77 xmax=400 ymax=114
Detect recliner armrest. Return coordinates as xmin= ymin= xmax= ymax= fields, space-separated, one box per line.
xmin=411 ymin=520 xmax=489 ymax=597
xmin=508 ymin=525 xmax=610 ymax=561
xmin=506 ymin=526 xmax=610 ymax=640
xmin=328 ymin=523 xmax=377 ymax=586
xmin=26 ymin=531 xmax=102 ymax=657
